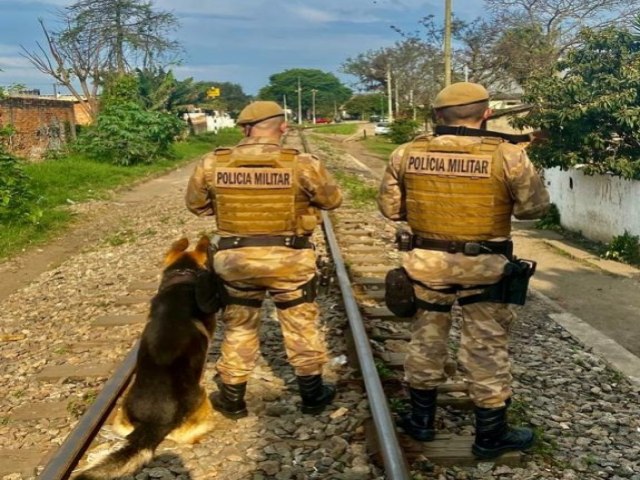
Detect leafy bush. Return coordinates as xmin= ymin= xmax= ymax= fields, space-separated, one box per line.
xmin=517 ymin=25 xmax=640 ymax=179
xmin=389 ymin=118 xmax=420 ymax=144
xmin=76 ymin=74 xmax=185 ymax=166
xmin=0 ymin=149 xmax=41 ymax=224
xmin=535 ymin=203 xmax=561 ymax=230
xmin=602 ymin=230 xmax=640 ymax=265
xmin=77 ymin=101 xmax=185 ymax=165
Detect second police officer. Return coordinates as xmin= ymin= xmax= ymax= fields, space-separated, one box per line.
xmin=377 ymin=82 xmax=550 ymax=459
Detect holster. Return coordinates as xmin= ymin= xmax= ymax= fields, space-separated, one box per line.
xmin=384 ymin=267 xmax=418 ymax=317
xmin=273 ymin=275 xmax=318 ymax=310
xmin=465 ymin=258 xmax=537 ymax=306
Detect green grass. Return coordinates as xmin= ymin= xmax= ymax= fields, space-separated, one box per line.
xmin=362 ymin=136 xmax=400 ymax=159
xmin=333 ymin=171 xmax=378 ymax=207
xmin=0 ymin=128 xmax=243 ymax=260
xmin=308 ymin=123 xmax=358 ymax=135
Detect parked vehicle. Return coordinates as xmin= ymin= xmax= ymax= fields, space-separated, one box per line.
xmin=315 ymin=117 xmax=331 ymax=124
xmin=374 ymin=122 xmax=391 ymax=135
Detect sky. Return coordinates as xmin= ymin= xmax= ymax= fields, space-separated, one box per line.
xmin=0 ymin=0 xmax=487 ymax=96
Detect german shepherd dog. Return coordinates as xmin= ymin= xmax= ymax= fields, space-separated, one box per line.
xmin=76 ymin=236 xmax=219 ymax=480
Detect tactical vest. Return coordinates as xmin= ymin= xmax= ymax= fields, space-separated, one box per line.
xmin=401 ymin=135 xmax=512 ymax=241
xmin=209 ymin=147 xmax=317 ymax=236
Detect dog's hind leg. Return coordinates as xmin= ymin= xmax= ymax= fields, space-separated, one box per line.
xmin=167 ymin=390 xmax=216 ymax=444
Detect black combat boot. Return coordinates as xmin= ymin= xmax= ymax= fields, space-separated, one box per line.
xmin=397 ymin=388 xmax=437 ymax=441
xmin=210 ymin=382 xmax=248 ymax=419
xmin=472 ymin=402 xmax=535 ymax=459
xmin=297 ymin=375 xmax=336 ymax=414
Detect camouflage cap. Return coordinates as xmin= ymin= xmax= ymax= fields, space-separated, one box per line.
xmin=433 ymin=82 xmax=489 ymax=109
xmin=237 ymin=101 xmax=285 ymax=125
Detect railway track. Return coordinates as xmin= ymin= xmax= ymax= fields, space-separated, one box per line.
xmin=6 ymin=127 xmax=638 ymax=480
xmin=12 ymin=127 xmax=410 ymax=480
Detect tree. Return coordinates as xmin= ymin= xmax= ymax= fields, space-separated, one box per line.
xmin=137 ymin=68 xmax=178 ymax=112
xmin=478 ymin=0 xmax=640 ymax=87
xmin=343 ymin=93 xmax=386 ymax=119
xmin=259 ymin=69 xmax=352 ymax=120
xmin=21 ymin=0 xmax=180 ymax=122
xmin=485 ymin=0 xmax=639 ymax=48
xmin=517 ymin=24 xmax=640 ymax=179
xmin=343 ymin=16 xmax=466 ymax=115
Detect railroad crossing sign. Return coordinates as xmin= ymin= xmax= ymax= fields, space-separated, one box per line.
xmin=206 ymin=87 xmax=221 ymax=98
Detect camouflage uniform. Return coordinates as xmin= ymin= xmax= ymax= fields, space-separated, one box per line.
xmin=186 ymin=136 xmax=342 ymax=385
xmin=378 ymin=136 xmax=549 ymax=408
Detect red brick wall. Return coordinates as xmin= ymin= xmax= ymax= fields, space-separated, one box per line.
xmin=0 ymin=97 xmax=77 ymax=160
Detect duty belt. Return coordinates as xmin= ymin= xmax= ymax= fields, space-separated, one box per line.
xmin=217 ymin=235 xmax=313 ymax=250
xmin=412 ymin=236 xmax=513 ymax=258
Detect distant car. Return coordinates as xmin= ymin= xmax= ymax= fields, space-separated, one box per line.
xmin=374 ymin=122 xmax=391 ymax=135
xmin=315 ymin=117 xmax=331 ymax=124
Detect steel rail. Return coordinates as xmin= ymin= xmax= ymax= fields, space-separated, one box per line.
xmin=39 ymin=341 xmax=139 ymax=480
xmin=321 ymin=211 xmax=411 ymax=480
xmin=295 ymin=127 xmax=410 ymax=479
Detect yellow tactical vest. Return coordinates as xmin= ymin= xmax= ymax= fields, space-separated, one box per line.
xmin=401 ymin=135 xmax=512 ymax=241
xmin=209 ymin=147 xmax=317 ymax=236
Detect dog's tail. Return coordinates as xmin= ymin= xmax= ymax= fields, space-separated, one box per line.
xmin=74 ymin=423 xmax=172 ymax=480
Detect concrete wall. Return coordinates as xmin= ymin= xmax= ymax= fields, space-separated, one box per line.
xmin=0 ymin=96 xmax=76 ymax=160
xmin=545 ymin=168 xmax=640 ymax=242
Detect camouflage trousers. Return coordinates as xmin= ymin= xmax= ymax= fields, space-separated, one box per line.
xmin=212 ymin=245 xmax=328 ymax=385
xmin=405 ymin=284 xmax=516 ymax=408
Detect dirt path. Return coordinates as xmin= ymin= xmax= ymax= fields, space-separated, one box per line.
xmin=335 ymin=134 xmax=640 ymax=357
xmin=0 ymin=163 xmax=196 ymax=303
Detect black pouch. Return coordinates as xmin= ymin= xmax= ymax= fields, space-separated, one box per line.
xmin=195 ymin=270 xmax=224 ymax=314
xmin=384 ymin=267 xmax=417 ymax=317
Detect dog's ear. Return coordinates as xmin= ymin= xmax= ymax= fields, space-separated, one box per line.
xmin=195 ymin=235 xmax=211 ymax=253
xmin=165 ymin=238 xmax=189 ymax=265
xmin=189 ymin=235 xmax=211 ymax=267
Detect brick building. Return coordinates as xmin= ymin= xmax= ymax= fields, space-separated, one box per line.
xmin=0 ymin=95 xmax=89 ymax=160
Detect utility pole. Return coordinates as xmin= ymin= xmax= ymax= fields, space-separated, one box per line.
xmin=283 ymin=95 xmax=288 ymax=122
xmin=386 ymin=65 xmax=393 ymax=123
xmin=297 ymin=77 xmax=302 ymax=125
xmin=311 ymin=88 xmax=318 ymax=124
xmin=444 ymin=0 xmax=452 ymax=86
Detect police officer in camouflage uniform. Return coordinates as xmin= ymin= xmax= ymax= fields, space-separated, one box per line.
xmin=377 ymin=82 xmax=550 ymax=459
xmin=185 ymin=101 xmax=342 ymax=418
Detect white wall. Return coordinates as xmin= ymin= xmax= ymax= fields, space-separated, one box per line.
xmin=545 ymin=168 xmax=640 ymax=242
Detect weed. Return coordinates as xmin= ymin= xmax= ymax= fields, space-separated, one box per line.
xmin=531 ymin=426 xmax=558 ymax=459
xmin=388 ymin=397 xmax=409 ymax=414
xmin=601 ymin=230 xmax=640 ymax=265
xmin=535 ymin=203 xmax=561 ymax=230
xmin=142 ymin=228 xmax=157 ymax=237
xmin=309 ymin=123 xmax=358 ymax=135
xmin=67 ymin=390 xmax=98 ymax=417
xmin=333 ymin=171 xmax=377 ymax=207
xmin=53 ymin=346 xmax=69 ymax=355
xmin=607 ymin=368 xmax=625 ymax=383
xmin=0 ymin=416 xmax=9 ymax=426
xmin=375 ymin=360 xmax=393 ymax=379
xmin=106 ymin=229 xmax=136 ymax=246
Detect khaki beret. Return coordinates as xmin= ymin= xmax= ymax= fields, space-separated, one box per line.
xmin=433 ymin=82 xmax=489 ymax=109
xmin=237 ymin=101 xmax=285 ymax=125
